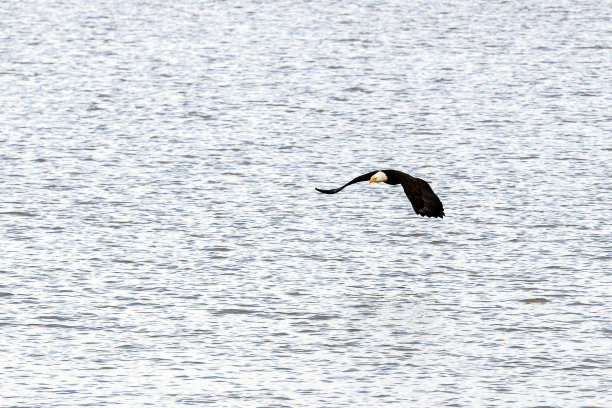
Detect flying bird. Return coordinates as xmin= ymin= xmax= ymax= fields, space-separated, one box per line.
xmin=316 ymin=169 xmax=445 ymax=218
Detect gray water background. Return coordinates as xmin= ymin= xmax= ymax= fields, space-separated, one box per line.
xmin=1 ymin=0 xmax=611 ymax=406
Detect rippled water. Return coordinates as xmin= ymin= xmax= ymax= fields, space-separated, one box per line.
xmin=1 ymin=0 xmax=611 ymax=406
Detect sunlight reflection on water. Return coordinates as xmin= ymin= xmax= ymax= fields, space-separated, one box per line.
xmin=1 ymin=0 xmax=611 ymax=406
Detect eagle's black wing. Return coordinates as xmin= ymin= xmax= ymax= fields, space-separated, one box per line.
xmin=400 ymin=176 xmax=445 ymax=218
xmin=315 ymin=170 xmax=378 ymax=194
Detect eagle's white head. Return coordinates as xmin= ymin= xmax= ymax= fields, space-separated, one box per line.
xmin=369 ymin=171 xmax=388 ymax=184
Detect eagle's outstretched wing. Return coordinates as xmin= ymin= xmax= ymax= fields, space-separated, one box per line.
xmin=315 ymin=170 xmax=378 ymax=194
xmin=400 ymin=177 xmax=445 ymax=218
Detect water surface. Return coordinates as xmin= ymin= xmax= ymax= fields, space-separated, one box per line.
xmin=1 ymin=0 xmax=611 ymax=406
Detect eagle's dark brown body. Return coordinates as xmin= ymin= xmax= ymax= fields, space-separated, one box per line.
xmin=316 ymin=169 xmax=445 ymax=218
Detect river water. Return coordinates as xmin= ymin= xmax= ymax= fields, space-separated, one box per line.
xmin=1 ymin=0 xmax=611 ymax=406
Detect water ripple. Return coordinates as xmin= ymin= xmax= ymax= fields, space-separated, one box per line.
xmin=1 ymin=0 xmax=611 ymax=406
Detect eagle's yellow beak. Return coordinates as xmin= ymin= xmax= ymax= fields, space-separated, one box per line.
xmin=369 ymin=178 xmax=375 ymax=183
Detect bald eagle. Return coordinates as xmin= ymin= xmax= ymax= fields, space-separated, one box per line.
xmin=316 ymin=169 xmax=445 ymax=218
